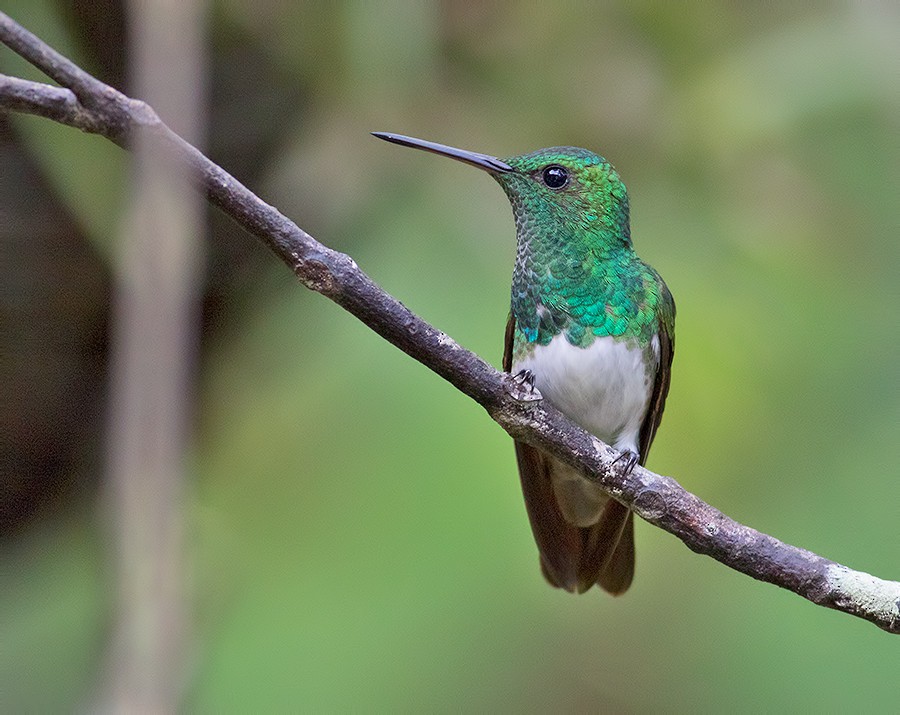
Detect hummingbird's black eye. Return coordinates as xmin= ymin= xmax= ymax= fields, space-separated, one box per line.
xmin=541 ymin=165 xmax=569 ymax=189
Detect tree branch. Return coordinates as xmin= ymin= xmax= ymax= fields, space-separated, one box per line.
xmin=2 ymin=11 xmax=897 ymax=634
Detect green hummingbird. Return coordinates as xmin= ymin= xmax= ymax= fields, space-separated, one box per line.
xmin=373 ymin=132 xmax=675 ymax=595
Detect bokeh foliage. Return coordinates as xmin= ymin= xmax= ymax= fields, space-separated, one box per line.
xmin=2 ymin=1 xmax=898 ymax=711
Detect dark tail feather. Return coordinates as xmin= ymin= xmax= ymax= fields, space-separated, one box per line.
xmin=596 ymin=510 xmax=635 ymax=595
xmin=515 ymin=441 xmax=635 ymax=595
xmin=576 ymin=499 xmax=634 ymax=595
xmin=515 ymin=441 xmax=583 ymax=592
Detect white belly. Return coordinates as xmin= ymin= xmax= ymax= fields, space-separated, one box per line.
xmin=513 ymin=333 xmax=655 ymax=453
xmin=513 ymin=334 xmax=657 ymax=527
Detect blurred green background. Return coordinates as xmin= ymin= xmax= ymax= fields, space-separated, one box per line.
xmin=2 ymin=1 xmax=899 ymax=712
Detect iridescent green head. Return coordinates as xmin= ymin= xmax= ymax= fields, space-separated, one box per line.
xmin=372 ymin=133 xmax=631 ymax=250
xmin=497 ymin=147 xmax=630 ymax=248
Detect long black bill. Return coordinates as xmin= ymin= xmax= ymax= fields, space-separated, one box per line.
xmin=372 ymin=132 xmax=513 ymax=174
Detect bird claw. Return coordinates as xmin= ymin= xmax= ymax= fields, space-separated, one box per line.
xmin=611 ymin=449 xmax=639 ymax=475
xmin=508 ymin=369 xmax=542 ymax=403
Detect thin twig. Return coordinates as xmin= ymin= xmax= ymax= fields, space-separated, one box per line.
xmin=1 ymin=11 xmax=897 ymax=634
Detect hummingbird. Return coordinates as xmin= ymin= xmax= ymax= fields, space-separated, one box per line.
xmin=373 ymin=132 xmax=675 ymax=595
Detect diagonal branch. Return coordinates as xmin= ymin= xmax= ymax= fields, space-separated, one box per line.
xmin=2 ymin=11 xmax=897 ymax=634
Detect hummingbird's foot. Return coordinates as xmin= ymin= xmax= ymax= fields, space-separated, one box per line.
xmin=514 ymin=369 xmax=536 ymax=388
xmin=508 ymin=369 xmax=543 ymax=403
xmin=611 ymin=449 xmax=640 ymax=476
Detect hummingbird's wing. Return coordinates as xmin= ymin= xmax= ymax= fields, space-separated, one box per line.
xmin=503 ymin=314 xmax=634 ymax=594
xmin=596 ymin=279 xmax=673 ymax=593
xmin=638 ymin=281 xmax=675 ymax=465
